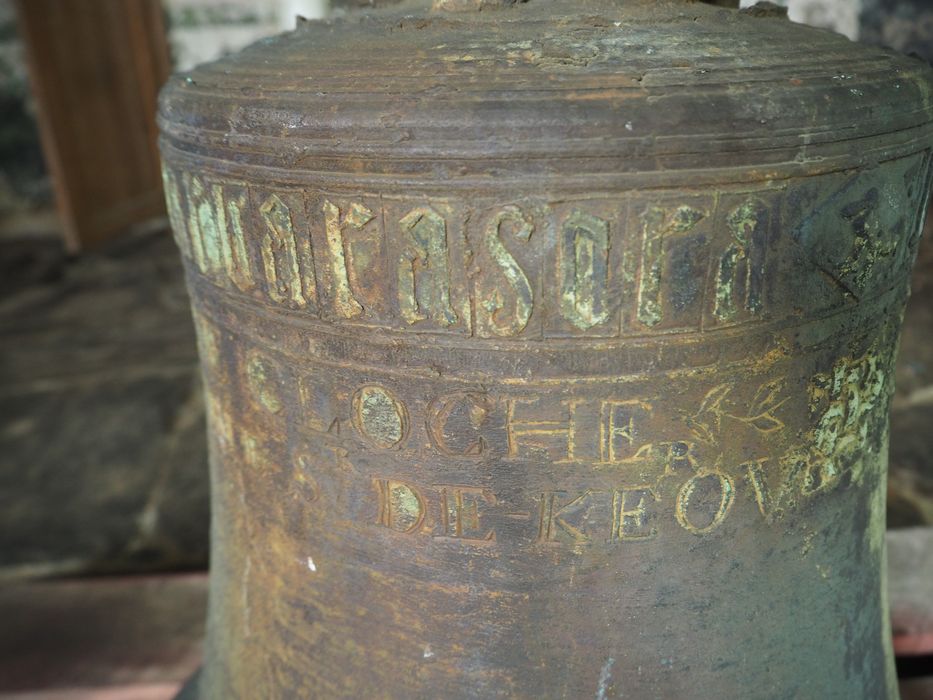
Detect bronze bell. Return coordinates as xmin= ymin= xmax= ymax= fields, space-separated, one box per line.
xmin=158 ymin=1 xmax=933 ymax=697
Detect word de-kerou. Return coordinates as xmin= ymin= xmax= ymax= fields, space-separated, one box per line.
xmin=158 ymin=1 xmax=933 ymax=697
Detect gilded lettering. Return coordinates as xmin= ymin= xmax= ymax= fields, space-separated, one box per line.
xmin=397 ymin=207 xmax=458 ymax=326
xmin=426 ymin=392 xmax=491 ymax=457
xmin=477 ymin=206 xmax=535 ymax=337
xmin=744 ymin=457 xmax=803 ymax=523
xmin=687 ymin=380 xmax=786 ymax=444
xmin=610 ymin=487 xmax=657 ymax=541
xmin=220 ymin=187 xmax=253 ymax=291
xmin=161 ymin=167 xmax=190 ymax=258
xmin=165 ymin=171 xmax=252 ymax=291
xmin=637 ymin=205 xmax=705 ymax=327
xmin=714 ymin=199 xmax=767 ymax=322
xmin=352 ymin=385 xmax=410 ymax=449
xmin=560 ymin=210 xmax=610 ymax=330
xmin=535 ymin=491 xmax=596 ymax=545
xmin=675 ymin=472 xmax=735 ymax=534
xmin=323 ymin=200 xmax=375 ymax=318
xmin=599 ymin=400 xmax=652 ymax=463
xmin=260 ymin=194 xmax=315 ymax=307
xmin=245 ymin=351 xmax=283 ymax=414
xmin=185 ymin=175 xmax=208 ymax=272
xmin=505 ymin=398 xmax=582 ymax=462
xmin=374 ymin=479 xmax=426 ymax=534
xmin=437 ymin=485 xmax=497 ymax=543
xmin=196 ymin=180 xmax=225 ymax=275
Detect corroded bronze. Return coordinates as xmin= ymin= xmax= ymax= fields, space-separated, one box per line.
xmin=158 ymin=1 xmax=933 ymax=697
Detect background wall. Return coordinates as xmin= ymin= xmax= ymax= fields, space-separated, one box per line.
xmin=0 ymin=0 xmax=328 ymax=223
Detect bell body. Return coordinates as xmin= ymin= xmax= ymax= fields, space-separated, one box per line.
xmin=159 ymin=2 xmax=933 ymax=697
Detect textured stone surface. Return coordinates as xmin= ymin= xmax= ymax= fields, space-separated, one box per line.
xmin=0 ymin=227 xmax=209 ymax=577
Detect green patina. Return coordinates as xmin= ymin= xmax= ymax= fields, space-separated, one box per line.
xmin=481 ymin=205 xmax=534 ymax=336
xmin=358 ymin=386 xmax=406 ymax=448
xmin=638 ymin=205 xmax=705 ymax=327
xmin=246 ymin=354 xmax=283 ymax=414
xmin=560 ymin=209 xmax=610 ymax=331
xmin=390 ymin=483 xmax=424 ymax=530
xmin=397 ymin=207 xmax=458 ymax=327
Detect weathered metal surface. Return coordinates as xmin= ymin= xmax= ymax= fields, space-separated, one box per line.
xmin=862 ymin=0 xmax=933 ymax=531
xmin=158 ymin=1 xmax=933 ymax=697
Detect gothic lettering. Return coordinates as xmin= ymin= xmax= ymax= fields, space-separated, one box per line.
xmin=398 ymin=207 xmax=458 ymax=326
xmin=560 ymin=210 xmax=610 ymax=330
xmin=476 ymin=206 xmax=535 ymax=337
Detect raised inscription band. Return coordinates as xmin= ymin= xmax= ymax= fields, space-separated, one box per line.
xmin=164 ymin=151 xmax=932 ymax=342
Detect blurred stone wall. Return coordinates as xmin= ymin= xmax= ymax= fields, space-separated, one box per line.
xmin=0 ymin=0 xmax=51 ymax=218
xmin=0 ymin=0 xmax=329 ymax=222
xmin=163 ymin=1 xmax=328 ymax=72
xmin=164 ymin=0 xmax=280 ymax=72
xmin=787 ymin=0 xmax=861 ymax=40
xmin=740 ymin=0 xmax=859 ymax=38
xmin=861 ymin=0 xmax=933 ymax=58
xmin=0 ymin=228 xmax=209 ymax=578
xmin=163 ymin=0 xmax=329 ymax=71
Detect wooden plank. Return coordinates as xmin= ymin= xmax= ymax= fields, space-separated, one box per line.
xmin=14 ymin=0 xmax=170 ymax=252
xmin=0 ymin=574 xmax=205 ymax=694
